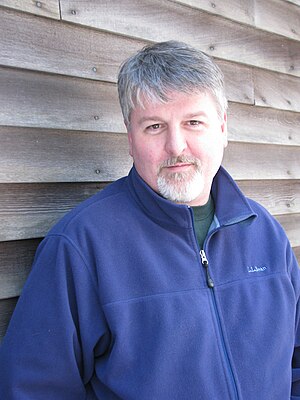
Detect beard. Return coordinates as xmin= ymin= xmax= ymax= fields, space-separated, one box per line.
xmin=157 ymin=156 xmax=204 ymax=203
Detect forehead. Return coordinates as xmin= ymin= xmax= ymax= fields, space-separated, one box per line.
xmin=130 ymin=91 xmax=218 ymax=124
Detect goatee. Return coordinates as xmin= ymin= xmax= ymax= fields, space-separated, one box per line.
xmin=157 ymin=156 xmax=204 ymax=203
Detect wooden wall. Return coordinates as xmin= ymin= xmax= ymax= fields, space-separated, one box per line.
xmin=0 ymin=0 xmax=300 ymax=341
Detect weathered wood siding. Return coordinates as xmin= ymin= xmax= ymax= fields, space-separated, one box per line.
xmin=0 ymin=0 xmax=299 ymax=341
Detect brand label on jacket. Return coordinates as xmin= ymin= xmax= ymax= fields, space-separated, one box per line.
xmin=247 ymin=265 xmax=267 ymax=273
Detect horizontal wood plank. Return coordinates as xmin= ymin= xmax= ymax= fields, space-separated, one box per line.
xmin=172 ymin=0 xmax=254 ymax=25
xmin=218 ymin=60 xmax=254 ymax=104
xmin=60 ymin=0 xmax=300 ymax=77
xmin=0 ymin=67 xmax=125 ymax=131
xmin=0 ymin=183 xmax=106 ymax=241
xmin=254 ymin=0 xmax=300 ymax=41
xmin=254 ymin=69 xmax=300 ymax=112
xmin=276 ymin=213 xmax=300 ymax=247
xmin=0 ymin=297 xmax=18 ymax=343
xmin=228 ymin=103 xmax=300 ymax=146
xmin=237 ymin=179 xmax=300 ymax=216
xmin=0 ymin=0 xmax=60 ymax=19
xmin=0 ymin=7 xmax=145 ymax=83
xmin=174 ymin=0 xmax=300 ymax=42
xmin=294 ymin=246 xmax=300 ymax=265
xmin=0 ymin=126 xmax=132 ymax=183
xmin=223 ymin=142 xmax=300 ymax=180
xmin=0 ymin=239 xmax=40 ymax=300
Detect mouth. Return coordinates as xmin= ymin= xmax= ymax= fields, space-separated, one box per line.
xmin=164 ymin=163 xmax=193 ymax=172
xmin=159 ymin=156 xmax=201 ymax=176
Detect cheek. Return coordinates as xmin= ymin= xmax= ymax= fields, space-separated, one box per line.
xmin=132 ymin=144 xmax=161 ymax=176
xmin=195 ymin=141 xmax=224 ymax=168
xmin=137 ymin=145 xmax=160 ymax=166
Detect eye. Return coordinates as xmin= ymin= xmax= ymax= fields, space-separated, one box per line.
xmin=146 ymin=123 xmax=162 ymax=132
xmin=188 ymin=120 xmax=203 ymax=126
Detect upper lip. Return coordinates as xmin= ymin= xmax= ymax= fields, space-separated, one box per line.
xmin=166 ymin=163 xmax=192 ymax=168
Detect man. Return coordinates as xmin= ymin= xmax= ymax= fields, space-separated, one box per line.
xmin=0 ymin=41 xmax=299 ymax=399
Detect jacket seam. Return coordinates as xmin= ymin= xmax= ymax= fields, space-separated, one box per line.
xmin=214 ymin=271 xmax=287 ymax=289
xmin=102 ymin=286 xmax=208 ymax=308
xmin=60 ymin=190 xmax=126 ymax=234
xmin=46 ymin=233 xmax=99 ymax=296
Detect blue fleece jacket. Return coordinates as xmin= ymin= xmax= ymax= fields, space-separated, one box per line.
xmin=0 ymin=166 xmax=300 ymax=399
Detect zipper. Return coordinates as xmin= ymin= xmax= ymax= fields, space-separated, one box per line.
xmin=199 ymin=249 xmax=214 ymax=288
xmin=189 ymin=206 xmax=239 ymax=398
xmin=200 ymin=248 xmax=239 ymax=400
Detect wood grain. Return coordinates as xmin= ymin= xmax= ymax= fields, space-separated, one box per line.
xmin=0 ymin=297 xmax=18 ymax=342
xmin=237 ymin=179 xmax=300 ymax=215
xmin=60 ymin=0 xmax=300 ymax=76
xmin=0 ymin=7 xmax=145 ymax=83
xmin=0 ymin=67 xmax=125 ymax=131
xmin=0 ymin=182 xmax=106 ymax=241
xmin=276 ymin=213 xmax=300 ymax=247
xmin=223 ymin=142 xmax=300 ymax=180
xmin=0 ymin=0 xmax=60 ymax=19
xmin=294 ymin=246 xmax=300 ymax=265
xmin=218 ymin=60 xmax=254 ymax=104
xmin=172 ymin=0 xmax=254 ymax=25
xmin=0 ymin=126 xmax=132 ymax=183
xmin=254 ymin=69 xmax=300 ymax=112
xmin=254 ymin=0 xmax=300 ymax=41
xmin=228 ymin=103 xmax=300 ymax=146
xmin=0 ymin=239 xmax=40 ymax=300
xmin=174 ymin=0 xmax=300 ymax=42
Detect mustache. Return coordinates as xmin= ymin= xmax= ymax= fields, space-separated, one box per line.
xmin=159 ymin=156 xmax=201 ymax=172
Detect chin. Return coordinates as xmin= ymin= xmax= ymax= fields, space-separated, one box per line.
xmin=157 ymin=175 xmax=205 ymax=204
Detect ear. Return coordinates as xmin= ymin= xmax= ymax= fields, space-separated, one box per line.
xmin=221 ymin=112 xmax=228 ymax=148
xmin=125 ymin=120 xmax=133 ymax=157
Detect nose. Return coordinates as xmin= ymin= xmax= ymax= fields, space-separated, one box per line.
xmin=164 ymin=126 xmax=187 ymax=156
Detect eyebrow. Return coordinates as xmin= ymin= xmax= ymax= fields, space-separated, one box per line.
xmin=184 ymin=112 xmax=208 ymax=119
xmin=137 ymin=116 xmax=162 ymax=125
xmin=137 ymin=111 xmax=208 ymax=125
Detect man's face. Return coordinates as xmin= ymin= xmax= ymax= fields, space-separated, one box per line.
xmin=127 ymin=91 xmax=228 ymax=206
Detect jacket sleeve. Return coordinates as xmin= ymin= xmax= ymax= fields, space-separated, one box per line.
xmin=0 ymin=234 xmax=109 ymax=399
xmin=290 ymin=246 xmax=300 ymax=399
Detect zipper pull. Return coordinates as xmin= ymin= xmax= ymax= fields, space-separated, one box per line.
xmin=200 ymin=250 xmax=214 ymax=289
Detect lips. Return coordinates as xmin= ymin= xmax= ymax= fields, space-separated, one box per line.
xmin=160 ymin=156 xmax=197 ymax=168
xmin=165 ymin=163 xmax=193 ymax=170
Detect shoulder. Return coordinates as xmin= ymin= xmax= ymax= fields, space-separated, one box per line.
xmin=48 ymin=175 xmax=131 ymax=237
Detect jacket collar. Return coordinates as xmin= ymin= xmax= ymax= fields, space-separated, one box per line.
xmin=211 ymin=166 xmax=257 ymax=227
xmin=127 ymin=165 xmax=256 ymax=229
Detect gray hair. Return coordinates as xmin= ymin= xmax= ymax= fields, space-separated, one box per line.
xmin=117 ymin=40 xmax=228 ymax=125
